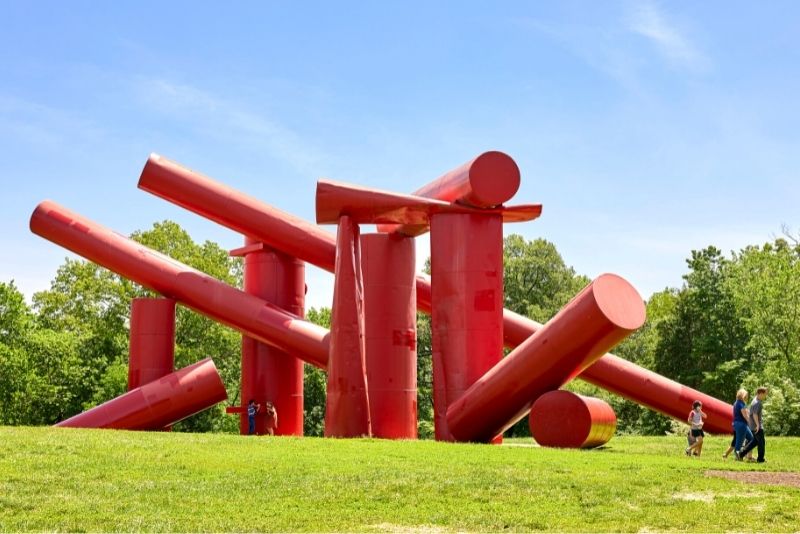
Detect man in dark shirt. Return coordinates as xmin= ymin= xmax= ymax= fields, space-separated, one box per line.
xmin=247 ymin=399 xmax=260 ymax=435
xmin=747 ymin=387 xmax=768 ymax=463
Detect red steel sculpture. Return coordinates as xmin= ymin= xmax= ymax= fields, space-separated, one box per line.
xmin=529 ymin=391 xmax=617 ymax=449
xmin=128 ymin=297 xmax=176 ymax=391
xmin=31 ymin=149 xmax=735 ymax=441
xmin=360 ymin=233 xmax=417 ymax=439
xmin=57 ymin=358 xmax=227 ymax=430
xmin=229 ymin=239 xmax=305 ymax=436
xmin=137 ymin=153 xmax=733 ymax=435
xmin=325 ymin=216 xmax=371 ymax=437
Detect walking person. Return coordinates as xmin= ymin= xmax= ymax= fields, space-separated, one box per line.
xmin=747 ymin=387 xmax=768 ymax=463
xmin=732 ymin=389 xmax=754 ymax=461
xmin=685 ymin=400 xmax=707 ymax=456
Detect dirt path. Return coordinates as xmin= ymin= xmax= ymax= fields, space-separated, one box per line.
xmin=705 ymin=470 xmax=800 ymax=488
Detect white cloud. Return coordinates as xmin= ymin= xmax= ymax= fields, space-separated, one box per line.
xmin=627 ymin=1 xmax=709 ymax=71
xmin=136 ymin=78 xmax=327 ymax=177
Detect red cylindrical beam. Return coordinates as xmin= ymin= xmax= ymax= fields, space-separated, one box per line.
xmin=128 ymin=297 xmax=176 ymax=390
xmin=378 ymin=151 xmax=521 ymax=236
xmin=430 ymin=213 xmax=504 ymax=442
xmin=361 ymin=233 xmax=417 ymax=439
xmin=325 ymin=216 xmax=371 ymax=437
xmin=136 ymin=155 xmax=733 ymax=432
xmin=30 ymin=201 xmax=329 ymax=369
xmin=529 ymin=391 xmax=617 ymax=448
xmin=140 ymin=154 xmax=336 ymax=272
xmin=447 ymin=274 xmax=646 ymax=443
xmin=56 ymin=358 xmax=227 ymax=430
xmin=239 ymin=238 xmax=305 ymax=436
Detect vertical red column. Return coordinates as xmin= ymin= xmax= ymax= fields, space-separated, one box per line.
xmin=325 ymin=216 xmax=371 ymax=437
xmin=430 ymin=213 xmax=504 ymax=442
xmin=361 ymin=233 xmax=417 ymax=439
xmin=238 ymin=238 xmax=305 ymax=436
xmin=128 ymin=297 xmax=176 ymax=390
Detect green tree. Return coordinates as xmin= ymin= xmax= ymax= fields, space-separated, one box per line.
xmin=503 ymin=234 xmax=590 ymax=324
xmin=653 ymin=247 xmax=750 ymax=401
xmin=728 ymin=238 xmax=800 ymax=435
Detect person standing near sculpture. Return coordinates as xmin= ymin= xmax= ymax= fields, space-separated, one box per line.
xmin=247 ymin=399 xmax=260 ymax=435
xmin=732 ymin=389 xmax=754 ymax=461
xmin=746 ymin=387 xmax=768 ymax=463
xmin=264 ymin=401 xmax=278 ymax=436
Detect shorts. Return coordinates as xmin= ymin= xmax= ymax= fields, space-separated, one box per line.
xmin=691 ymin=428 xmax=704 ymax=438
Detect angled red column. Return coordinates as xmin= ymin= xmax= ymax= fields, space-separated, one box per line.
xmin=128 ymin=297 xmax=176 ymax=390
xmin=56 ymin=358 xmax=227 ymax=430
xmin=361 ymin=233 xmax=417 ymax=439
xmin=430 ymin=213 xmax=504 ymax=442
xmin=30 ymin=201 xmax=329 ymax=369
xmin=447 ymin=274 xmax=645 ymax=442
xmin=325 ymin=216 xmax=371 ymax=437
xmin=529 ymin=391 xmax=617 ymax=449
xmin=234 ymin=238 xmax=305 ymax=436
xmin=137 ymin=154 xmax=734 ymax=433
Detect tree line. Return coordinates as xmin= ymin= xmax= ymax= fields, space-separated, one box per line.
xmin=1 ymin=223 xmax=797 ymax=436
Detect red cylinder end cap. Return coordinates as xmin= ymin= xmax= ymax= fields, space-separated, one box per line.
xmin=467 ymin=151 xmax=521 ymax=207
xmin=592 ymin=273 xmax=646 ymax=331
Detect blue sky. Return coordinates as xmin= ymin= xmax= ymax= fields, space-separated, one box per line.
xmin=1 ymin=1 xmax=798 ymax=310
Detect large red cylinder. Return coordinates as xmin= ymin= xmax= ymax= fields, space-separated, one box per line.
xmin=378 ymin=151 xmax=521 ymax=236
xmin=447 ymin=274 xmax=646 ymax=442
xmin=238 ymin=238 xmax=305 ymax=436
xmin=56 ymin=358 xmax=227 ymax=430
xmin=430 ymin=213 xmax=504 ymax=442
xmin=529 ymin=391 xmax=617 ymax=448
xmin=361 ymin=233 xmax=417 ymax=439
xmin=140 ymin=154 xmax=336 ymax=272
xmin=30 ymin=201 xmax=329 ymax=369
xmin=128 ymin=298 xmax=176 ymax=390
xmin=135 ymin=154 xmax=734 ymax=432
xmin=325 ymin=216 xmax=371 ymax=437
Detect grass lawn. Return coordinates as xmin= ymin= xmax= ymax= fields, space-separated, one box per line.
xmin=1 ymin=427 xmax=798 ymax=532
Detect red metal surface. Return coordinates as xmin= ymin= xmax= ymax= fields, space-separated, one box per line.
xmin=135 ymin=154 xmax=733 ymax=432
xmin=430 ymin=213 xmax=504 ymax=442
xmin=325 ymin=216 xmax=371 ymax=437
xmin=30 ymin=201 xmax=329 ymax=369
xmin=56 ymin=358 xmax=227 ymax=429
xmin=128 ymin=297 xmax=176 ymax=390
xmin=316 ymin=179 xmax=541 ymax=231
xmin=447 ymin=274 xmax=646 ymax=442
xmin=378 ymin=151 xmax=521 ymax=236
xmin=140 ymin=154 xmax=337 ymax=272
xmin=529 ymin=390 xmax=617 ymax=448
xmin=361 ymin=233 xmax=417 ymax=439
xmin=236 ymin=238 xmax=305 ymax=436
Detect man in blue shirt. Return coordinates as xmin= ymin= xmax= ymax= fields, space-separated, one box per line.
xmin=247 ymin=399 xmax=260 ymax=435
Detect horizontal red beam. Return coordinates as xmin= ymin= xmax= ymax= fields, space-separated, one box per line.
xmin=378 ymin=151 xmax=521 ymax=235
xmin=316 ymin=179 xmax=541 ymax=233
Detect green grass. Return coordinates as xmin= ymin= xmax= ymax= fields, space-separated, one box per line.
xmin=1 ymin=427 xmax=798 ymax=532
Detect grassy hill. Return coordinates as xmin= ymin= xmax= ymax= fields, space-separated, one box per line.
xmin=1 ymin=427 xmax=799 ymax=532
